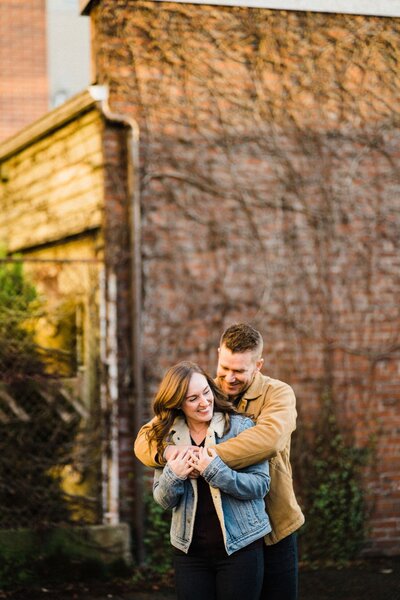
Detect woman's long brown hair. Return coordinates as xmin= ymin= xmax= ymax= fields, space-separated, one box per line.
xmin=146 ymin=361 xmax=236 ymax=458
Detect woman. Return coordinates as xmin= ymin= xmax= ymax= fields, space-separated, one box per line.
xmin=146 ymin=361 xmax=271 ymax=600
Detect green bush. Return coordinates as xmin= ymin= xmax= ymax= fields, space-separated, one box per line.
xmin=127 ymin=483 xmax=174 ymax=590
xmin=300 ymin=398 xmax=370 ymax=563
xmin=143 ymin=483 xmax=173 ymax=574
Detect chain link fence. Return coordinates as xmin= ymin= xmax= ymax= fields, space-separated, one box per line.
xmin=0 ymin=257 xmax=103 ymax=530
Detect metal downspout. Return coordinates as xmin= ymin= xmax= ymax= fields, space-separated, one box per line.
xmin=88 ymin=85 xmax=145 ymax=564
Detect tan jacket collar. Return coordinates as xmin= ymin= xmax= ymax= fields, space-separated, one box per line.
xmin=242 ymin=371 xmax=266 ymax=401
xmin=170 ymin=411 xmax=225 ymax=441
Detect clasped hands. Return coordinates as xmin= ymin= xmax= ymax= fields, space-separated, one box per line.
xmin=165 ymin=445 xmax=217 ymax=479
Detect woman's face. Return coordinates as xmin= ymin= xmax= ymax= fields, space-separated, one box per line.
xmin=181 ymin=372 xmax=214 ymax=427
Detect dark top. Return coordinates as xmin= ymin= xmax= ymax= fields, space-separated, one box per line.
xmin=173 ymin=434 xmax=263 ymax=559
xmin=187 ymin=436 xmax=226 ymax=558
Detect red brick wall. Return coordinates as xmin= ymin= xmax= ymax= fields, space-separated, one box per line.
xmin=0 ymin=0 xmax=48 ymax=141
xmin=90 ymin=2 xmax=400 ymax=554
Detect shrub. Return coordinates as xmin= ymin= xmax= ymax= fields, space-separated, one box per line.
xmin=300 ymin=396 xmax=370 ymax=563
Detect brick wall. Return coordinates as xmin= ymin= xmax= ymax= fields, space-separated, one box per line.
xmin=89 ymin=2 xmax=400 ymax=554
xmin=0 ymin=0 xmax=48 ymax=142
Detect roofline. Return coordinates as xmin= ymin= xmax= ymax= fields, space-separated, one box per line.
xmin=81 ymin=0 xmax=400 ymax=17
xmin=80 ymin=0 xmax=99 ymax=16
xmin=0 ymin=90 xmax=97 ymax=162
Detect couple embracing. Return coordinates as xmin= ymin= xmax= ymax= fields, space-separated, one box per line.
xmin=134 ymin=323 xmax=304 ymax=600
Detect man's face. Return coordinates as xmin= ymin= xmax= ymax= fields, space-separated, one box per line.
xmin=216 ymin=344 xmax=263 ymax=399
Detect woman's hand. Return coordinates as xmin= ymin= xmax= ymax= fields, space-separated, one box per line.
xmin=164 ymin=444 xmax=198 ymax=462
xmin=167 ymin=447 xmax=194 ymax=479
xmin=188 ymin=447 xmax=217 ymax=474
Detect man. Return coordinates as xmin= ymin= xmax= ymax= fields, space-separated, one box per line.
xmin=134 ymin=323 xmax=304 ymax=600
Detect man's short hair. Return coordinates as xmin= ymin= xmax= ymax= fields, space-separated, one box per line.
xmin=220 ymin=323 xmax=263 ymax=357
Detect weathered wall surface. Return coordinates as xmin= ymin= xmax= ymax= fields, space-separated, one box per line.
xmin=101 ymin=122 xmax=136 ymax=522
xmin=90 ymin=2 xmax=400 ymax=554
xmin=0 ymin=106 xmax=104 ymax=252
xmin=0 ymin=90 xmax=139 ymax=528
xmin=0 ymin=96 xmax=105 ymax=393
xmin=0 ymin=94 xmax=107 ymax=523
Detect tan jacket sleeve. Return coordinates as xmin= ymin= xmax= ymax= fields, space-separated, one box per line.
xmin=133 ymin=417 xmax=162 ymax=468
xmin=215 ymin=381 xmax=297 ymax=470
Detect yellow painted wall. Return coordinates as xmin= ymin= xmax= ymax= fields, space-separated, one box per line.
xmin=0 ymin=107 xmax=104 ymax=253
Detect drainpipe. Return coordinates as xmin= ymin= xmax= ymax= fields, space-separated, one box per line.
xmin=99 ymin=267 xmax=120 ymax=525
xmin=88 ymin=85 xmax=145 ymax=565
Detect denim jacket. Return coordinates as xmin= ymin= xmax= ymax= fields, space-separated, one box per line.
xmin=153 ymin=413 xmax=271 ymax=555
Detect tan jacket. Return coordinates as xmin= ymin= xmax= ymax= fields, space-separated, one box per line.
xmin=134 ymin=372 xmax=304 ymax=544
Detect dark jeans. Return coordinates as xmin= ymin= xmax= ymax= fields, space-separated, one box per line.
xmin=173 ymin=541 xmax=264 ymax=600
xmin=262 ymin=533 xmax=298 ymax=600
